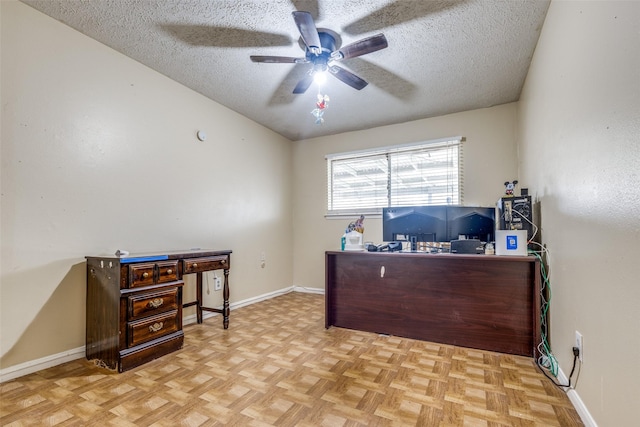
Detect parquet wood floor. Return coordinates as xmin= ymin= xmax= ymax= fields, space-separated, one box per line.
xmin=1 ymin=292 xmax=583 ymax=426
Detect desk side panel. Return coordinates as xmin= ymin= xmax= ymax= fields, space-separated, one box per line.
xmin=86 ymin=258 xmax=121 ymax=370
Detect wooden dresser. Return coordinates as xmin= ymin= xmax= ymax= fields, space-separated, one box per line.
xmin=86 ymin=249 xmax=231 ymax=372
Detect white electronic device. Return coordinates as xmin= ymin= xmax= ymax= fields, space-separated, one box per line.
xmin=495 ymin=230 xmax=528 ymax=256
xmin=344 ymin=231 xmax=364 ymax=251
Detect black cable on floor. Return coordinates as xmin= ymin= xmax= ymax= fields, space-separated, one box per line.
xmin=537 ymin=348 xmax=579 ymax=389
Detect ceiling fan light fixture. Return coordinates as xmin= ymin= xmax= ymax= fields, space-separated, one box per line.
xmin=313 ymin=70 xmax=327 ymax=86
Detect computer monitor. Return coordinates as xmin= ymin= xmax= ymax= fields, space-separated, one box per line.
xmin=383 ymin=205 xmax=496 ymax=249
xmin=382 ymin=206 xmax=448 ymax=248
xmin=447 ymin=206 xmax=496 ymax=242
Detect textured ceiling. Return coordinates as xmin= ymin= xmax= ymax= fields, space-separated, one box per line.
xmin=21 ymin=0 xmax=550 ymax=141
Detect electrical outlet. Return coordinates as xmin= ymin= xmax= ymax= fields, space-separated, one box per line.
xmin=575 ymin=330 xmax=583 ymax=362
xmin=214 ymin=276 xmax=222 ymax=291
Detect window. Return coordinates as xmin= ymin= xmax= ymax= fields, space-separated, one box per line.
xmin=326 ymin=137 xmax=463 ymax=215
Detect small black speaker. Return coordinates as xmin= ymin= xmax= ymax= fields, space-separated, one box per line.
xmin=450 ymin=239 xmax=483 ymax=254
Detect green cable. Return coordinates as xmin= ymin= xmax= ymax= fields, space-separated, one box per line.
xmin=531 ymin=249 xmax=559 ymax=377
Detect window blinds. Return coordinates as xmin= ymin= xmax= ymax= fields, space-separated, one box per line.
xmin=327 ymin=137 xmax=463 ymax=215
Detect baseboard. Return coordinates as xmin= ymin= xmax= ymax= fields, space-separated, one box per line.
xmin=183 ymin=285 xmax=298 ymax=325
xmin=292 ymin=286 xmax=324 ymax=294
xmin=0 ymin=346 xmax=86 ymax=383
xmin=1 ymin=285 xmax=320 ymax=382
xmin=557 ymin=366 xmax=598 ymax=427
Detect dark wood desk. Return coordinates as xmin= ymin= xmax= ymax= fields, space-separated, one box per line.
xmin=326 ymin=251 xmax=541 ymax=357
xmin=86 ymin=249 xmax=231 ymax=372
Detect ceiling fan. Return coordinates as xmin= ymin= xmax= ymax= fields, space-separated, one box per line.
xmin=250 ymin=11 xmax=388 ymax=94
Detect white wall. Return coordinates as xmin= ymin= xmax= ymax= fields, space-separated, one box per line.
xmin=517 ymin=1 xmax=640 ymax=426
xmin=292 ymin=103 xmax=520 ymax=290
xmin=1 ymin=1 xmax=293 ymax=370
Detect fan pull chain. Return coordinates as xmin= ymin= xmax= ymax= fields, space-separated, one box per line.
xmin=311 ymin=93 xmax=330 ymax=124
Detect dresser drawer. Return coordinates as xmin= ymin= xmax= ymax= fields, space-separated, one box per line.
xmin=183 ymin=255 xmax=229 ymax=274
xmin=128 ymin=260 xmax=179 ymax=288
xmin=157 ymin=261 xmax=179 ymax=283
xmin=127 ymin=310 xmax=179 ymax=347
xmin=128 ymin=287 xmax=179 ymax=321
xmin=129 ymin=263 xmax=155 ymax=288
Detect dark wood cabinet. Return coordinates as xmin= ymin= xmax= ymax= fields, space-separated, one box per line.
xmin=326 ymin=251 xmax=541 ymax=357
xmin=86 ymin=249 xmax=231 ymax=372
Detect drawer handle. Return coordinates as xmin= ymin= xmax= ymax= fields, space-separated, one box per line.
xmin=166 ymin=269 xmax=173 ymax=275
xmin=148 ymin=298 xmax=164 ymax=309
xmin=142 ymin=272 xmax=150 ymax=279
xmin=220 ymin=259 xmax=226 ymax=265
xmin=149 ymin=322 xmax=164 ymax=332
xmin=192 ymin=263 xmax=198 ymax=268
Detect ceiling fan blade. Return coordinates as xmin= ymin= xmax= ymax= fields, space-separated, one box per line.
xmin=293 ymin=73 xmax=314 ymax=94
xmin=267 ymin=65 xmax=312 ymax=106
xmin=290 ymin=0 xmax=320 ymax=21
xmin=292 ymin=11 xmax=321 ymax=54
xmin=328 ymin=65 xmax=368 ymax=90
xmin=336 ymin=34 xmax=388 ymax=60
xmin=250 ymin=55 xmax=306 ymax=64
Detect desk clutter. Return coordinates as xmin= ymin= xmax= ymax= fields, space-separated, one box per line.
xmin=341 ymin=185 xmax=535 ymax=257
